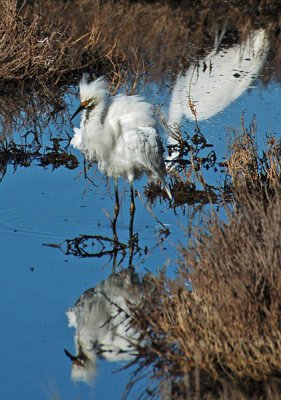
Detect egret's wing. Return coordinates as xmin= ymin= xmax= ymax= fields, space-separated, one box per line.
xmin=123 ymin=127 xmax=172 ymax=200
xmin=123 ymin=127 xmax=165 ymax=176
xmin=119 ymin=111 xmax=156 ymax=131
xmin=107 ymin=95 xmax=156 ymax=136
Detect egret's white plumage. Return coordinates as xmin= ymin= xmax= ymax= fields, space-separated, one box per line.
xmin=71 ymin=76 xmax=172 ymax=199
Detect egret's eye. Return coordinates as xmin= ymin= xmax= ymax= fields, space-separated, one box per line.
xmin=81 ymin=100 xmax=95 ymax=109
xmin=81 ymin=100 xmax=89 ymax=108
xmin=87 ymin=99 xmax=96 ymax=108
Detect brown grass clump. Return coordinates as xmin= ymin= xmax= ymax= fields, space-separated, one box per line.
xmin=1 ymin=0 xmax=280 ymax=90
xmin=227 ymin=115 xmax=259 ymax=186
xmin=0 ymin=0 xmax=183 ymax=89
xmin=0 ymin=0 xmax=82 ymax=86
xmin=128 ymin=184 xmax=281 ymax=399
xmin=0 ymin=0 xmax=83 ymax=136
xmin=227 ymin=115 xmax=281 ymax=196
xmin=128 ymin=121 xmax=281 ymax=398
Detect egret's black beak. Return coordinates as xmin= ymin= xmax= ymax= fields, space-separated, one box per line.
xmin=70 ymin=104 xmax=85 ymax=122
xmin=64 ymin=348 xmax=85 ymax=367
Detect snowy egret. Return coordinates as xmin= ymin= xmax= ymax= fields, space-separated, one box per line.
xmin=70 ymin=75 xmax=172 ymax=235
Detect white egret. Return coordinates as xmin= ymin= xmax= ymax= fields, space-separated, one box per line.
xmin=70 ymin=75 xmax=172 ymax=235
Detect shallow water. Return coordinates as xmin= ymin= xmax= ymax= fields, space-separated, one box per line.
xmin=1 ymin=26 xmax=281 ymax=400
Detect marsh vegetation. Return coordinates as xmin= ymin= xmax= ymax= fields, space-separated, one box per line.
xmin=1 ymin=1 xmax=281 ymax=399
xmin=128 ymin=126 xmax=281 ymax=399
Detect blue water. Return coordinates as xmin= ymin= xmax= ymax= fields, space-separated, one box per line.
xmin=1 ymin=34 xmax=281 ymax=400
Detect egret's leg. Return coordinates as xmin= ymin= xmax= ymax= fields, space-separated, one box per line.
xmin=114 ymin=179 xmax=120 ymax=216
xmin=129 ymin=182 xmax=136 ymax=265
xmin=112 ymin=248 xmax=117 ymax=274
xmin=129 ymin=182 xmax=136 ymax=235
xmin=112 ymin=179 xmax=119 ymax=241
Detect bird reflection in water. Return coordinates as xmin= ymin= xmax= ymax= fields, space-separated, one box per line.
xmin=167 ymin=28 xmax=269 ymax=163
xmin=65 ymin=268 xmax=151 ymax=383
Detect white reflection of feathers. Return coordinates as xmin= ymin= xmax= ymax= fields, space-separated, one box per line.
xmin=168 ymin=29 xmax=269 ymax=150
xmin=66 ymin=270 xmax=144 ymax=383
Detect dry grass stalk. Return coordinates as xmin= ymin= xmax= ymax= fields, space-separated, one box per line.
xmin=227 ymin=116 xmax=281 ymax=194
xmin=227 ymin=115 xmax=259 ymax=186
xmin=262 ymin=137 xmax=281 ymax=188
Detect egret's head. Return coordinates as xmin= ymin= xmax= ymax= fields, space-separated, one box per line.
xmin=70 ymin=75 xmax=109 ymax=122
xmin=65 ymin=346 xmax=96 ymax=384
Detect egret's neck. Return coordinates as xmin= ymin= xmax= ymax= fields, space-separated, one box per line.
xmin=82 ymin=96 xmax=113 ymax=161
xmin=87 ymin=98 xmax=109 ymax=125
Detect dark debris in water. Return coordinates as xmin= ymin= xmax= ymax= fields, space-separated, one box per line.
xmin=145 ymin=180 xmax=221 ymax=207
xmin=43 ymin=223 xmax=171 ymax=266
xmin=43 ymin=234 xmax=141 ymax=264
xmin=171 ymin=180 xmax=219 ymax=207
xmin=64 ymin=235 xmax=129 ymax=259
xmin=146 ymin=126 xmax=232 ymax=208
xmin=0 ymin=134 xmax=78 ymax=181
xmin=40 ymin=138 xmax=78 ymax=170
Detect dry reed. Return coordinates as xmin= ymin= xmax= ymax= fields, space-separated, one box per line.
xmin=227 ymin=115 xmax=281 ymax=197
xmin=1 ymin=0 xmax=280 ymax=88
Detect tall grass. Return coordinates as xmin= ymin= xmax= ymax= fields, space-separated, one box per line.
xmin=227 ymin=115 xmax=281 ymax=196
xmin=0 ymin=0 xmax=79 ymax=85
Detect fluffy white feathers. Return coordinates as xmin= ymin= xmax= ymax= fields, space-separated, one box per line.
xmin=71 ymin=75 xmax=172 ymax=200
xmin=79 ymin=75 xmax=109 ymax=103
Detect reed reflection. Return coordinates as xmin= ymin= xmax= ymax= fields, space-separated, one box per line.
xmin=0 ymin=133 xmax=78 ymax=182
xmin=44 ymin=189 xmax=170 ymax=270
